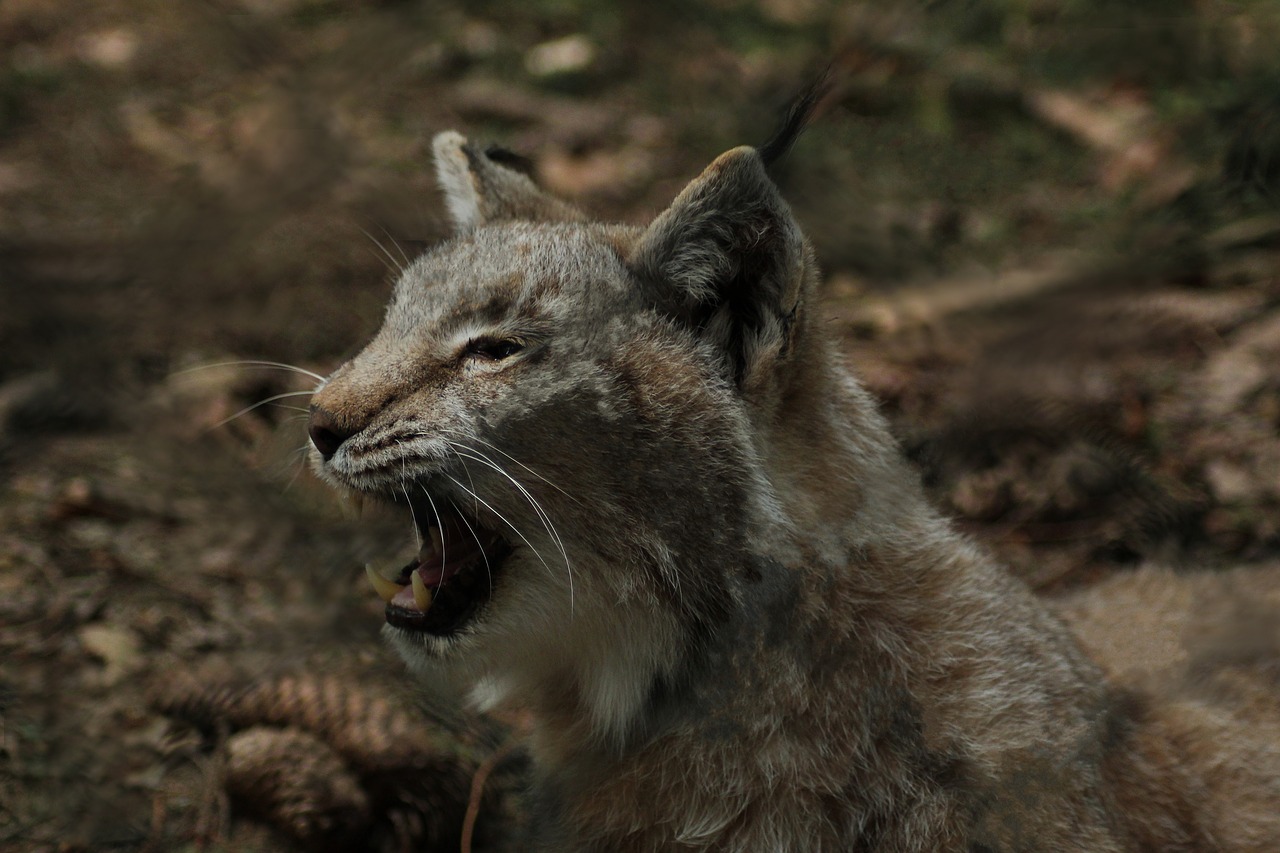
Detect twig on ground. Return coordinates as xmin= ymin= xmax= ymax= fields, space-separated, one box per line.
xmin=461 ymin=740 xmax=518 ymax=853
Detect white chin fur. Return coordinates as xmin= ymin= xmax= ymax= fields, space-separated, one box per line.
xmin=384 ymin=554 xmax=686 ymax=745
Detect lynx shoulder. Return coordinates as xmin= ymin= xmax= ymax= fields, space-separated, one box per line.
xmin=307 ymin=112 xmax=1280 ymax=851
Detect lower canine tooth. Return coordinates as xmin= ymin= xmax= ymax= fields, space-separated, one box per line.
xmin=411 ymin=571 xmax=433 ymax=611
xmin=365 ymin=563 xmax=404 ymax=603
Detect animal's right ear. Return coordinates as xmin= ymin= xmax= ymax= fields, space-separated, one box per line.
xmin=432 ymin=131 xmax=584 ymax=234
xmin=627 ymin=146 xmax=808 ymax=389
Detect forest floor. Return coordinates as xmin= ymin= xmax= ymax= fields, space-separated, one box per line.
xmin=2 ymin=1 xmax=1278 ymax=850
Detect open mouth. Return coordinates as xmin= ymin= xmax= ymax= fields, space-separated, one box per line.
xmin=364 ymin=499 xmax=511 ymax=636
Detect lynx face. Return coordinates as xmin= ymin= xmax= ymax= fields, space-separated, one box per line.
xmin=310 ymin=131 xmax=811 ymax=729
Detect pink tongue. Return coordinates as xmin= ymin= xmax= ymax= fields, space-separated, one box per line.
xmin=416 ymin=517 xmax=486 ymax=585
xmin=391 ymin=583 xmax=419 ymax=610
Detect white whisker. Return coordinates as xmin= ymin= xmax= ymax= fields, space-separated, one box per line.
xmin=448 ymin=446 xmax=570 ymax=563
xmin=442 ymin=428 xmax=581 ymax=505
xmin=442 ymin=472 xmax=555 ymax=581
xmin=212 ymin=390 xmax=317 ymax=430
xmin=448 ymin=497 xmax=493 ymax=597
xmin=174 ymin=360 xmax=325 ymax=383
xmin=446 ymin=442 xmax=574 ymax=615
xmin=377 ymin=221 xmax=414 ymax=270
xmin=419 ymin=484 xmax=447 ymax=583
xmin=398 ymin=441 xmax=422 ymax=551
xmin=441 ymin=440 xmax=482 ymax=518
xmin=284 ymin=442 xmax=312 ymax=493
xmin=358 ymin=224 xmax=406 ymax=276
xmin=360 ymin=244 xmax=397 ymax=276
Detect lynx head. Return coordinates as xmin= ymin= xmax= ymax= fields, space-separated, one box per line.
xmin=309 ymin=123 xmax=824 ymax=740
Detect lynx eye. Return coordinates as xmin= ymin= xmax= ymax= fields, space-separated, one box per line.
xmin=463 ymin=337 xmax=525 ymax=361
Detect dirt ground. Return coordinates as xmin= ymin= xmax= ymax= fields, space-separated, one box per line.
xmin=2 ymin=2 xmax=1278 ymax=851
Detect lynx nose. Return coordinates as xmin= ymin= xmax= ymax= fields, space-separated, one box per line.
xmin=308 ymin=406 xmax=355 ymax=460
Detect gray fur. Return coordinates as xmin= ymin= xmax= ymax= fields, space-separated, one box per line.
xmin=309 ymin=131 xmax=1280 ymax=852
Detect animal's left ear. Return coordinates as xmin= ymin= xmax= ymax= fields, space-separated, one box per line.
xmin=432 ymin=131 xmax=585 ymax=234
xmin=629 ymin=146 xmax=807 ymax=386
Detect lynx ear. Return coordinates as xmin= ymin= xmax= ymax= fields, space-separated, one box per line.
xmin=432 ymin=131 xmax=584 ymax=233
xmin=631 ymin=146 xmax=807 ymax=385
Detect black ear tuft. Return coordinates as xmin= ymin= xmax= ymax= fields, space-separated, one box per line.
xmin=758 ymin=70 xmax=834 ymax=169
xmin=483 ymin=144 xmax=537 ymax=177
xmin=433 ymin=131 xmax=585 ymax=233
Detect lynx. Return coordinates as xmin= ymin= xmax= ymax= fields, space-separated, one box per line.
xmin=307 ymin=96 xmax=1280 ymax=851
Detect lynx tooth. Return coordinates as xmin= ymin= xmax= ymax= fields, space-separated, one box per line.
xmin=365 ymin=563 xmax=404 ymax=603
xmin=411 ymin=570 xmax=433 ymax=611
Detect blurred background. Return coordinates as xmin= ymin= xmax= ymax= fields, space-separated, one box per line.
xmin=2 ymin=0 xmax=1278 ymax=850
